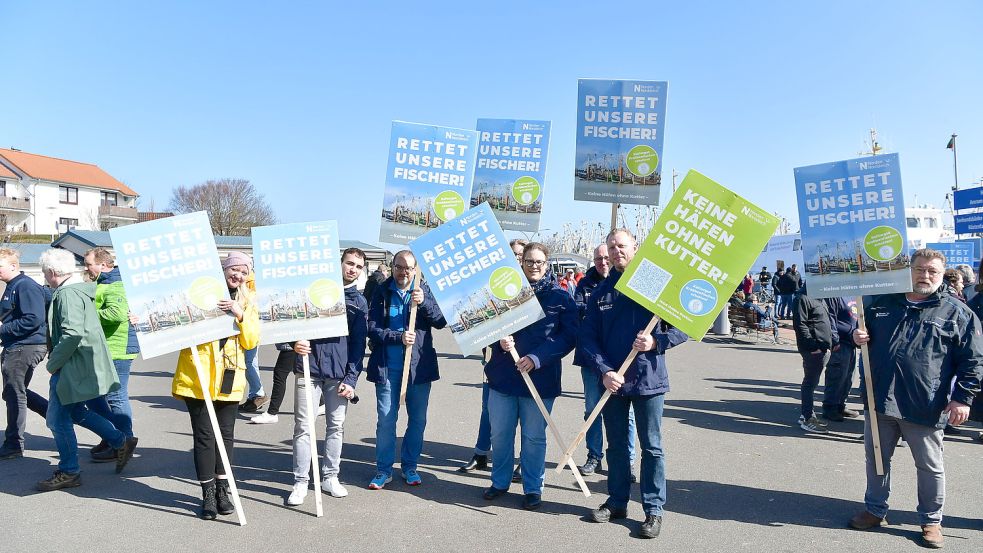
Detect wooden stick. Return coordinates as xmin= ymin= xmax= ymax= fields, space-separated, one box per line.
xmin=508 ymin=347 xmax=590 ymax=497
xmin=399 ymin=270 xmax=422 ymax=406
xmin=855 ymin=296 xmax=885 ymax=476
xmin=555 ymin=315 xmax=660 ymax=475
xmin=301 ymin=354 xmax=324 ymax=517
xmin=190 ymin=346 xmax=247 ymax=526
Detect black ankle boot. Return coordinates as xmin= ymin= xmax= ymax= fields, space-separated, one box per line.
xmin=216 ymin=479 xmax=234 ymax=515
xmin=200 ymin=481 xmax=217 ymax=520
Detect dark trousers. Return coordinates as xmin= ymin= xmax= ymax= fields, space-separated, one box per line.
xmin=1 ymin=344 xmax=49 ymax=449
xmin=800 ymin=350 xmax=830 ymax=418
xmin=823 ymin=345 xmax=856 ymax=412
xmin=267 ymin=350 xmax=296 ymax=416
xmin=185 ymin=398 xmax=237 ymax=482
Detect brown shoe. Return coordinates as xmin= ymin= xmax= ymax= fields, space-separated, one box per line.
xmin=849 ymin=511 xmax=888 ymax=530
xmin=921 ymin=524 xmax=943 ymax=549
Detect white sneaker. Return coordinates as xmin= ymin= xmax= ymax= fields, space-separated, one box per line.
xmin=317 ymin=404 xmax=326 ymax=417
xmin=286 ymin=482 xmax=308 ymax=506
xmin=248 ymin=412 xmax=279 ymax=424
xmin=322 ymin=476 xmax=348 ymax=498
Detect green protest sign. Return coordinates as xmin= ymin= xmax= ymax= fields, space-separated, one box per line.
xmin=616 ymin=170 xmax=779 ymax=339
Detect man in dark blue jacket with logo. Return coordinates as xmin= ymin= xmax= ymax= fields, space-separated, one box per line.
xmin=365 ymin=250 xmax=445 ymax=490
xmin=285 ymin=247 xmax=369 ymax=506
xmin=849 ymin=249 xmax=983 ymax=549
xmin=0 ymin=248 xmax=49 ymax=460
xmin=580 ymin=229 xmax=688 ymax=539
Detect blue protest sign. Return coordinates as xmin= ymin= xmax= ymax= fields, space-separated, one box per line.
xmin=110 ymin=211 xmax=236 ymax=359
xmin=953 ymin=187 xmax=983 ymax=211
xmin=380 ymin=121 xmax=479 ymax=245
xmin=409 ymin=203 xmax=544 ymax=355
xmin=926 ymin=242 xmax=975 ymax=268
xmin=955 ymin=212 xmax=983 ymax=235
xmin=794 ymin=153 xmax=911 ymax=298
xmin=574 ymin=79 xmax=667 ymax=206
xmin=252 ymin=221 xmax=347 ymax=344
xmin=470 ymin=119 xmax=551 ymax=232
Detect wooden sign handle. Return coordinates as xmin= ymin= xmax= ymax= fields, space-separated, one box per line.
xmin=555 ymin=315 xmax=660 ymax=474
xmin=855 ymin=296 xmax=885 ymax=476
xmin=399 ymin=270 xmax=422 ymax=406
xmin=301 ymin=354 xmax=324 ymax=517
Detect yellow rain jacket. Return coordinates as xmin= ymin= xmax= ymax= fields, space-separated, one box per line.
xmin=171 ymin=286 xmax=260 ymax=401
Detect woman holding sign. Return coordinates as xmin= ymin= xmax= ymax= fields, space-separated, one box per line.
xmin=171 ymin=252 xmax=259 ymax=520
xmin=483 ymin=242 xmax=578 ymax=510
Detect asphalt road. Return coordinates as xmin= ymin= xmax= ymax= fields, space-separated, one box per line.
xmin=2 ymin=330 xmax=981 ymax=552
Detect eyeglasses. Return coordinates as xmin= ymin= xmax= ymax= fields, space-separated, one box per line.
xmin=522 ymin=260 xmax=547 ymax=267
xmin=912 ymin=267 xmax=943 ymax=277
xmin=393 ymin=263 xmax=416 ymax=272
xmin=593 ymin=256 xmax=609 ymax=263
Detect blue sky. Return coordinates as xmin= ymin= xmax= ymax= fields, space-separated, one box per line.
xmin=3 ymin=1 xmax=981 ymax=247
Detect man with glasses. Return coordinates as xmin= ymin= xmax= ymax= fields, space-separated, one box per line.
xmin=573 ymin=243 xmax=637 ymax=478
xmin=849 ymin=248 xmax=983 ymax=549
xmin=365 ymin=250 xmax=446 ymax=489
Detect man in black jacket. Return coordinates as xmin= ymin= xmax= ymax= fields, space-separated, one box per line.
xmin=792 ymin=283 xmax=836 ymax=433
xmin=848 ymin=249 xmax=983 ymax=549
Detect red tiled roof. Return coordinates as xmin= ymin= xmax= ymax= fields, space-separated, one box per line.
xmin=0 ymin=148 xmax=138 ymax=196
xmin=0 ymin=162 xmax=17 ymax=179
xmin=138 ymin=211 xmax=174 ymax=222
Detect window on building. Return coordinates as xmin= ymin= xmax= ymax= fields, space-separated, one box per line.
xmin=906 ymin=217 xmax=920 ymax=228
xmin=101 ymin=191 xmax=118 ymax=206
xmin=59 ymin=186 xmax=78 ymax=204
xmin=925 ymin=218 xmax=938 ymax=228
xmin=58 ymin=217 xmax=79 ymax=228
xmin=0 ymin=180 xmax=5 ymax=197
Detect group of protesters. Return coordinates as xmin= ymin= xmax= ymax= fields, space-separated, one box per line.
xmin=3 ymin=239 xmax=983 ymax=548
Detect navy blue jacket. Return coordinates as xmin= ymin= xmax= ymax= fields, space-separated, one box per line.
xmin=823 ymin=297 xmax=858 ymax=347
xmin=295 ymin=284 xmax=369 ymax=389
xmin=578 ymin=269 xmax=688 ymax=396
xmin=863 ymin=288 xmax=983 ymax=428
xmin=0 ymin=272 xmax=48 ymax=347
xmin=485 ymin=274 xmax=578 ymax=399
xmin=366 ymin=277 xmax=446 ymax=385
xmin=572 ymin=267 xmax=605 ymax=367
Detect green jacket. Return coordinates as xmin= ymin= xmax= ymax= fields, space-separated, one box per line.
xmin=96 ymin=267 xmax=139 ymax=360
xmin=47 ymin=280 xmax=119 ymax=404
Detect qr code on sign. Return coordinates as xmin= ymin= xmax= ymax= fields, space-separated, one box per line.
xmin=625 ymin=258 xmax=671 ymax=302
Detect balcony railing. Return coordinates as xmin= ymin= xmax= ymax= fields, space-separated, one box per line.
xmin=98 ymin=204 xmax=138 ymax=220
xmin=0 ymin=196 xmax=31 ymax=211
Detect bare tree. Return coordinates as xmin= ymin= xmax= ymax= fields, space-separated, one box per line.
xmin=169 ymin=178 xmax=277 ymax=235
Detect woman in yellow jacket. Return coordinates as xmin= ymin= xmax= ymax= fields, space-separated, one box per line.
xmin=172 ymin=251 xmax=259 ymax=520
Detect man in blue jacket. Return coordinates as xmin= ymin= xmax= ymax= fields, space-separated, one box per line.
xmin=821 ymin=297 xmax=859 ymax=422
xmin=0 ymin=248 xmax=50 ymax=460
xmin=285 ymin=247 xmax=369 ymax=506
xmin=366 ymin=250 xmax=446 ymax=490
xmin=849 ymin=249 xmax=983 ymax=549
xmin=580 ymin=229 xmax=688 ymax=539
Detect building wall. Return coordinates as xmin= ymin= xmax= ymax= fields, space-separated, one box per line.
xmin=31 ymin=179 xmax=136 ymax=233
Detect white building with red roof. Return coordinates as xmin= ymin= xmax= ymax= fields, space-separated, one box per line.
xmin=0 ymin=147 xmax=139 ymax=234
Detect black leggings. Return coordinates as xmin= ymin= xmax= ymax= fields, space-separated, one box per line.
xmin=185 ymin=398 xmax=237 ymax=482
xmin=267 ymin=350 xmax=296 ymax=415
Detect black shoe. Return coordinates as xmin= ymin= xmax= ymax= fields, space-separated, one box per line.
xmin=116 ymin=437 xmax=138 ymax=474
xmin=640 ymin=515 xmax=662 ymax=538
xmin=91 ymin=445 xmax=118 ymax=463
xmin=37 ymin=470 xmax=82 ymax=491
xmin=630 ymin=468 xmax=638 ymax=483
xmin=238 ymin=398 xmax=260 ymax=413
xmin=200 ymin=481 xmax=217 ymax=520
xmin=0 ymin=444 xmax=24 ymax=460
xmin=458 ymin=454 xmax=489 ymax=473
xmin=522 ymin=493 xmax=542 ymax=511
xmin=90 ymin=440 xmax=110 ymax=458
xmin=483 ymin=486 xmax=508 ymax=500
xmin=215 ymin=479 xmax=234 ymax=515
xmin=822 ymin=410 xmax=845 ymax=422
xmin=943 ymin=425 xmax=964 ymax=436
xmin=511 ymin=465 xmax=522 ymax=483
xmin=590 ymin=503 xmax=628 ymax=523
xmin=581 ymin=456 xmax=601 ymax=476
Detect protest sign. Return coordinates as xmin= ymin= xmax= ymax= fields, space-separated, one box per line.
xmin=927 ymin=242 xmax=975 ymax=268
xmin=953 ymin=186 xmax=983 ymax=211
xmin=409 ymin=202 xmax=544 ymax=356
xmin=470 ymin=119 xmax=551 ymax=232
xmin=616 ymin=170 xmax=779 ymax=340
xmin=251 ymin=221 xmax=347 ymax=345
xmin=110 ymin=211 xmax=236 ymax=359
xmin=574 ymin=79 xmax=667 ymax=206
xmin=380 ymin=121 xmax=479 ymax=245
xmin=794 ymin=153 xmax=911 ymax=299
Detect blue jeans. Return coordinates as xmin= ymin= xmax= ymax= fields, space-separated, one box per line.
xmin=581 ymin=367 xmax=636 ymax=463
xmin=474 ymin=382 xmax=491 ymax=455
xmin=603 ymin=393 xmax=666 ymax=516
xmin=488 ymin=388 xmax=552 ymax=494
xmin=47 ymin=373 xmax=125 ymax=474
xmin=778 ymin=294 xmax=793 ymax=318
xmin=106 ymin=359 xmax=133 ymax=438
xmin=375 ymin=366 xmax=432 ymax=475
xmin=244 ymin=347 xmax=264 ymax=399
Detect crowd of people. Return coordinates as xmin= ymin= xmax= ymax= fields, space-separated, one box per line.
xmin=2 ymin=240 xmax=982 ymax=547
